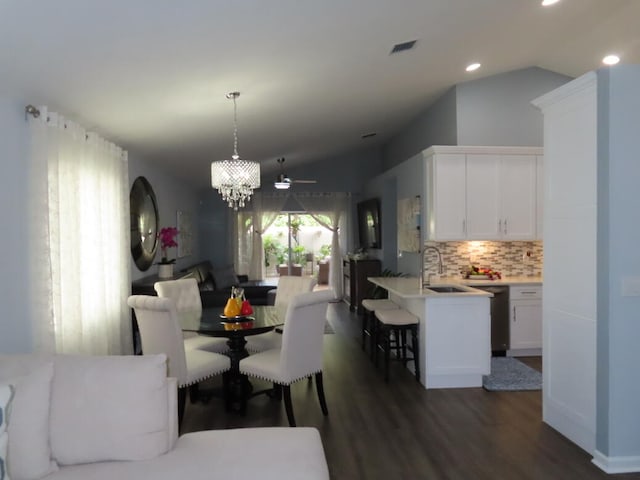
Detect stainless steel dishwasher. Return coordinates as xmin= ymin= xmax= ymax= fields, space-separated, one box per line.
xmin=475 ymin=286 xmax=510 ymax=355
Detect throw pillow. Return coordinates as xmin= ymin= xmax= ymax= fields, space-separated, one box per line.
xmin=0 ymin=383 xmax=15 ymax=480
xmin=210 ymin=265 xmax=239 ymax=290
xmin=50 ymin=354 xmax=171 ymax=465
xmin=5 ymin=363 xmax=58 ymax=480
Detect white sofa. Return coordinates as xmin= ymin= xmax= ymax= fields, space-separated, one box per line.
xmin=0 ymin=353 xmax=330 ymax=480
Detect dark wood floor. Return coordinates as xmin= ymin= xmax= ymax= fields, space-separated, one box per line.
xmin=182 ymin=302 xmax=640 ymax=480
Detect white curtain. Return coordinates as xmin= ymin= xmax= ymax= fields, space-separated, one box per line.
xmin=295 ymin=192 xmax=349 ymax=299
xmin=27 ymin=106 xmax=131 ymax=355
xmin=247 ymin=193 xmax=288 ymax=280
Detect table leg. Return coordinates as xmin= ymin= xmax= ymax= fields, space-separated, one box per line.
xmin=225 ymin=336 xmax=253 ymax=413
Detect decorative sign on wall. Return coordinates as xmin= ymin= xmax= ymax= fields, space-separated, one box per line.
xmin=397 ymin=196 xmax=421 ymax=253
xmin=176 ymin=210 xmax=193 ymax=258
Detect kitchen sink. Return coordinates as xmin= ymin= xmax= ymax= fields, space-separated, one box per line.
xmin=424 ymin=285 xmax=468 ymax=293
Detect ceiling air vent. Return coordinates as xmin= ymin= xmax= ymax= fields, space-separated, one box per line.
xmin=390 ymin=40 xmax=417 ymax=54
xmin=361 ymin=132 xmax=377 ymax=139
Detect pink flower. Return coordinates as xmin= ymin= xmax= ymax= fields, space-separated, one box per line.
xmin=158 ymin=227 xmax=179 ymax=263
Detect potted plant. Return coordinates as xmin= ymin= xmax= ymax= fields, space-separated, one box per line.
xmin=319 ymin=244 xmax=331 ymax=262
xmin=262 ymin=234 xmax=279 ymax=267
xmin=157 ymin=226 xmax=178 ymax=278
xmin=292 ymin=245 xmax=307 ymax=266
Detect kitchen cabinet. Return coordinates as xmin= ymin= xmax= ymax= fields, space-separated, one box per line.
xmin=343 ymin=258 xmax=381 ymax=314
xmin=508 ymin=285 xmax=542 ymax=356
xmin=427 ymin=154 xmax=467 ymax=239
xmin=425 ymin=146 xmax=541 ymax=241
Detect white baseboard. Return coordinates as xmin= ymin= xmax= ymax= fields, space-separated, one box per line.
xmin=592 ymin=450 xmax=640 ymax=474
xmin=507 ymin=348 xmax=542 ymax=357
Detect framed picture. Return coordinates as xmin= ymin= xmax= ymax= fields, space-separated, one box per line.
xmin=176 ymin=210 xmax=193 ymax=258
xmin=397 ymin=196 xmax=421 ymax=253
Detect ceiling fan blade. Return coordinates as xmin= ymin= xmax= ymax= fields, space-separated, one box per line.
xmin=292 ymin=179 xmax=317 ymax=184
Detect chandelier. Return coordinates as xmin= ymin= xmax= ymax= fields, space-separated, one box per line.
xmin=211 ymin=92 xmax=260 ymax=210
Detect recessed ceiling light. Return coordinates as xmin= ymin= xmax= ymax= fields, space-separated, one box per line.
xmin=541 ymin=0 xmax=560 ymax=6
xmin=466 ymin=63 xmax=481 ymax=72
xmin=603 ymin=54 xmax=620 ymax=65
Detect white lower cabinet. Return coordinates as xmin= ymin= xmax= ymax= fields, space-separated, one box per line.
xmin=508 ymin=285 xmax=542 ymax=356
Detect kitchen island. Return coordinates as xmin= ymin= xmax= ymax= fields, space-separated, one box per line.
xmin=368 ymin=277 xmax=492 ymax=389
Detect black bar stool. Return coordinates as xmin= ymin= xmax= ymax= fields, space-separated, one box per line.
xmin=374 ymin=309 xmax=420 ymax=382
xmin=361 ymin=299 xmax=399 ymax=359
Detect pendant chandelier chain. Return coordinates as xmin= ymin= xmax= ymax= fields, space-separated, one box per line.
xmin=230 ymin=92 xmax=239 ymax=160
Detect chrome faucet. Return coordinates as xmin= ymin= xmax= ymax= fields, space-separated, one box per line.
xmin=421 ymin=246 xmax=443 ymax=287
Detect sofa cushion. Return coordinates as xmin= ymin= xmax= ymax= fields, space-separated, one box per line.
xmin=40 ymin=428 xmax=329 ymax=480
xmin=210 ymin=265 xmax=239 ymax=290
xmin=0 ymin=358 xmax=58 ymax=480
xmin=0 ymin=383 xmax=14 ymax=480
xmin=50 ymin=354 xmax=171 ymax=465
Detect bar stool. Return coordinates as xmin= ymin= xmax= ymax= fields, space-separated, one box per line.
xmin=361 ymin=299 xmax=399 ymax=359
xmin=374 ymin=309 xmax=420 ymax=382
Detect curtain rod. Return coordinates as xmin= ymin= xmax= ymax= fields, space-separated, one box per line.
xmin=25 ymin=104 xmax=40 ymax=119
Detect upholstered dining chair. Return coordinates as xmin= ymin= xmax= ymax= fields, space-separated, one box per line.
xmin=127 ymin=295 xmax=231 ymax=425
xmin=154 ymin=278 xmax=229 ymax=354
xmin=245 ymin=275 xmax=317 ymax=353
xmin=239 ymin=289 xmax=334 ymax=427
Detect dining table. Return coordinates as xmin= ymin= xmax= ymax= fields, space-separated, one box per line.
xmin=181 ymin=304 xmax=285 ymax=412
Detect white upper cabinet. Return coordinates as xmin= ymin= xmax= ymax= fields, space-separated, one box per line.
xmin=427 ymin=154 xmax=466 ymax=239
xmin=425 ymin=146 xmax=542 ymax=241
xmin=499 ymin=154 xmax=537 ymax=240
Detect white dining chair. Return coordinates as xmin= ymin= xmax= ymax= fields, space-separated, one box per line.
xmin=127 ymin=295 xmax=231 ymax=425
xmin=154 ymin=278 xmax=229 ymax=354
xmin=246 ymin=276 xmax=317 ymax=353
xmin=239 ymin=289 xmax=333 ymax=427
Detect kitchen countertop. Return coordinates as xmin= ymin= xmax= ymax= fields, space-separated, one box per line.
xmin=367 ymin=275 xmax=543 ymax=299
xmin=434 ymin=275 xmax=543 ymax=287
xmin=367 ymin=276 xmax=492 ymax=299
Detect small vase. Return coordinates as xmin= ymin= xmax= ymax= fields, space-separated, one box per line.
xmin=158 ymin=263 xmax=174 ymax=279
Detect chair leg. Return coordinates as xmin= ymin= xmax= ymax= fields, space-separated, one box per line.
xmin=283 ymin=385 xmax=296 ymax=427
xmin=361 ymin=311 xmax=368 ymax=350
xmin=369 ymin=313 xmax=377 ymax=360
xmin=383 ymin=326 xmax=391 ymax=382
xmin=315 ymin=372 xmax=329 ymax=416
xmin=272 ymin=383 xmax=283 ymax=401
xmin=400 ymin=329 xmax=408 ymax=365
xmin=189 ymin=383 xmax=200 ymax=403
xmin=178 ymin=387 xmax=187 ymax=427
xmin=411 ymin=325 xmax=421 ymax=382
xmin=373 ymin=319 xmax=381 ymax=367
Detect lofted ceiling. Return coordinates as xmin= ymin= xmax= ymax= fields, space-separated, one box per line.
xmin=1 ymin=0 xmax=639 ymax=190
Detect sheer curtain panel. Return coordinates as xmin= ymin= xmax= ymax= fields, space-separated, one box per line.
xmin=295 ymin=192 xmax=349 ymax=300
xmin=247 ymin=193 xmax=288 ymax=280
xmin=28 ymin=106 xmax=131 ymax=354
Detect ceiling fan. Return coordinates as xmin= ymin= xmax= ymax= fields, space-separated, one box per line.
xmin=274 ymin=158 xmax=317 ymax=189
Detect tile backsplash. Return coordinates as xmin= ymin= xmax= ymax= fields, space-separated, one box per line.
xmin=424 ymin=240 xmax=543 ymax=277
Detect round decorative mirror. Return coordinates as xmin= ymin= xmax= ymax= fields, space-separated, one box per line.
xmin=130 ymin=176 xmax=159 ymax=271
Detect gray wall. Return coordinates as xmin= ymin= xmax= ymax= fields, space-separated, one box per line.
xmin=456 ymin=67 xmax=572 ymax=146
xmin=596 ymin=65 xmax=640 ymax=458
xmin=129 ymin=158 xmax=202 ymax=281
xmin=0 ymin=98 xmax=32 ymax=353
xmin=364 ymin=152 xmax=424 ymax=275
xmin=382 ymin=87 xmax=457 ymax=171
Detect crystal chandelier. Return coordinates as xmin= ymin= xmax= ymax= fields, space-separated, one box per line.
xmin=211 ymin=92 xmax=260 ymax=210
